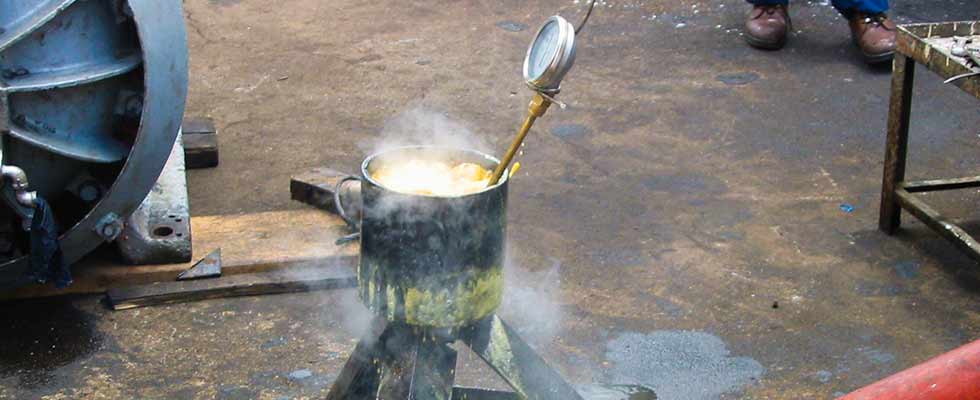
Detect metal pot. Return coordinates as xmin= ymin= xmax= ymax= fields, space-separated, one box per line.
xmin=357 ymin=146 xmax=507 ymax=328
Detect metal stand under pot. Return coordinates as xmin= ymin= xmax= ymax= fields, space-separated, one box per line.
xmin=325 ymin=147 xmax=584 ymax=400
xmin=324 ymin=147 xmax=655 ymax=400
xmin=326 ymin=315 xmax=582 ymax=400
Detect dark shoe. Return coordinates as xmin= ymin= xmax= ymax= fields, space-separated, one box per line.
xmin=848 ymin=12 xmax=897 ymax=64
xmin=745 ymin=5 xmax=790 ymax=50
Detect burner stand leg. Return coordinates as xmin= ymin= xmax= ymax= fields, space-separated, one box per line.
xmin=325 ymin=320 xmax=458 ymax=400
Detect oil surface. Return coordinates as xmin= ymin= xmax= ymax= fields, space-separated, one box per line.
xmin=372 ymin=160 xmax=490 ymax=196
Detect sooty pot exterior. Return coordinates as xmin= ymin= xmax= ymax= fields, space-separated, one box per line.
xmin=358 ymin=146 xmax=507 ymax=328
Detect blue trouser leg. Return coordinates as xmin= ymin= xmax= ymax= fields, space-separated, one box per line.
xmin=831 ymin=0 xmax=889 ymax=16
xmin=746 ymin=0 xmax=889 ymax=15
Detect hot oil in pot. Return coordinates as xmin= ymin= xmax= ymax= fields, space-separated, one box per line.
xmin=372 ymin=159 xmax=492 ymax=196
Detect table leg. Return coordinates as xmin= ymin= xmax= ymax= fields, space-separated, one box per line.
xmin=879 ymin=55 xmax=915 ymax=234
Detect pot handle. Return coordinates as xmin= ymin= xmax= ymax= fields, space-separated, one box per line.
xmin=334 ymin=175 xmax=362 ymax=245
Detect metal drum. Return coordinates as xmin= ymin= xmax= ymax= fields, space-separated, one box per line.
xmin=358 ymin=146 xmax=507 ymax=328
xmin=0 ymin=0 xmax=188 ymax=288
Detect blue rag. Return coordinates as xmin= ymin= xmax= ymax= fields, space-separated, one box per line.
xmin=27 ymin=198 xmax=71 ymax=288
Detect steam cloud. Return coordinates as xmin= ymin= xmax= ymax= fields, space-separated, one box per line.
xmin=500 ymin=251 xmax=565 ymax=347
xmin=360 ymin=107 xmax=493 ymax=156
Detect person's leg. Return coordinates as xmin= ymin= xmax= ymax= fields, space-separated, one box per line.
xmin=833 ymin=0 xmax=895 ymax=63
xmin=744 ymin=0 xmax=791 ymax=50
xmin=830 ymin=0 xmax=888 ymax=17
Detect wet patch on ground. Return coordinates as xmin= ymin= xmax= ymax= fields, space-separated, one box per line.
xmin=552 ymin=123 xmax=591 ymax=140
xmin=495 ymin=20 xmax=528 ymax=32
xmin=577 ymin=383 xmax=659 ymax=399
xmin=853 ymin=279 xmax=915 ymax=297
xmin=716 ymin=72 xmax=760 ymax=86
xmin=208 ymin=0 xmax=241 ymax=6
xmin=605 ymin=331 xmax=764 ymax=400
xmin=0 ymin=297 xmax=102 ymax=389
xmin=892 ymin=260 xmax=921 ymax=280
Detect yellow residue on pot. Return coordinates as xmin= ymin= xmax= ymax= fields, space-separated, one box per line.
xmin=372 ymin=160 xmax=492 ymax=196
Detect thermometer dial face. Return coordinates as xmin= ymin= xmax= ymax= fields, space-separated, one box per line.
xmin=527 ymin=20 xmax=561 ymax=81
xmin=523 ymin=16 xmax=576 ymax=92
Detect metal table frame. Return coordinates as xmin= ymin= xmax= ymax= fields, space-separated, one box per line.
xmin=879 ymin=21 xmax=980 ymax=262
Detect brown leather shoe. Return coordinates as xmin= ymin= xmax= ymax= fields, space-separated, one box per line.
xmin=745 ymin=5 xmax=790 ymax=50
xmin=848 ymin=13 xmax=897 ymax=64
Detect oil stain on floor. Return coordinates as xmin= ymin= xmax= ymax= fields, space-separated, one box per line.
xmin=0 ymin=298 xmax=102 ymax=389
xmin=605 ymin=331 xmax=764 ymax=400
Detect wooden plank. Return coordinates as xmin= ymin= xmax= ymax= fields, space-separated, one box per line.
xmin=290 ymin=167 xmax=361 ymax=216
xmin=902 ymin=176 xmax=980 ymax=193
xmin=2 ymin=209 xmax=360 ymax=300
xmin=107 ymin=267 xmax=357 ymax=310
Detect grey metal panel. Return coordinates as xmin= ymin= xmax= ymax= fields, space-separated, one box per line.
xmin=2 ymin=0 xmax=142 ymax=163
xmin=5 ymin=53 xmax=142 ymax=93
xmin=59 ymin=0 xmax=189 ymax=261
xmin=0 ymin=0 xmax=188 ymax=289
xmin=8 ymin=81 xmax=132 ymax=163
xmin=0 ymin=0 xmax=79 ymax=52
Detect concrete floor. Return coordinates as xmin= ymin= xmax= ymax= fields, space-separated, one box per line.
xmin=3 ymin=0 xmax=980 ymax=398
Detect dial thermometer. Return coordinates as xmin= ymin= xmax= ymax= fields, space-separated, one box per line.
xmin=524 ymin=16 xmax=577 ymax=93
xmin=489 ymin=1 xmax=595 ymax=186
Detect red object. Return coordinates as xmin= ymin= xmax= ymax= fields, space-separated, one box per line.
xmin=839 ymin=339 xmax=980 ymax=400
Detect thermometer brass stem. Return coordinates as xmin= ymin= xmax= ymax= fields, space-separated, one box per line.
xmin=488 ymin=93 xmax=553 ymax=185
